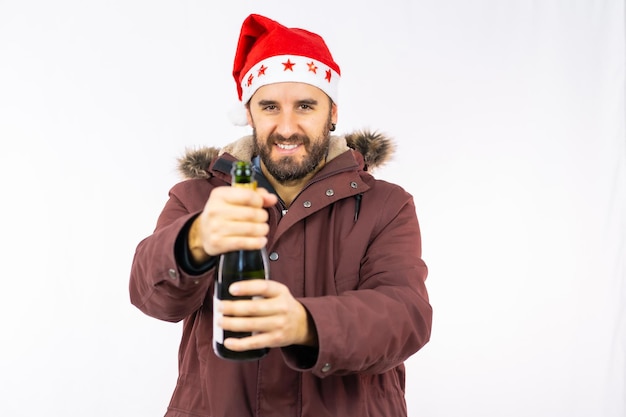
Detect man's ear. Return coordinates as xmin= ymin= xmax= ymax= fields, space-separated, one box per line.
xmin=246 ymin=105 xmax=254 ymax=127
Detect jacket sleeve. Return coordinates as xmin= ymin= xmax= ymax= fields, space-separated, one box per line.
xmin=129 ymin=179 xmax=216 ymax=323
xmin=288 ymin=189 xmax=432 ymax=377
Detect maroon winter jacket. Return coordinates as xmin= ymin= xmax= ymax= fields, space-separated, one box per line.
xmin=129 ymin=131 xmax=432 ymax=417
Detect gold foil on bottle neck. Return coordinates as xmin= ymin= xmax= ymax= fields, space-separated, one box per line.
xmin=232 ymin=181 xmax=257 ymax=190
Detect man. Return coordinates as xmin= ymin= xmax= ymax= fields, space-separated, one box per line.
xmin=129 ymin=13 xmax=432 ymax=417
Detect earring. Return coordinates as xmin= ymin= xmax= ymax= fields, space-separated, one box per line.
xmin=329 ymin=123 xmax=336 ymax=132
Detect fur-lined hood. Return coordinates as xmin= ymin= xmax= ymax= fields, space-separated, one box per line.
xmin=177 ymin=130 xmax=395 ymax=180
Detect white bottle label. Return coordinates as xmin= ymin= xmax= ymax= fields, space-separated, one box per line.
xmin=213 ymin=296 xmax=223 ymax=344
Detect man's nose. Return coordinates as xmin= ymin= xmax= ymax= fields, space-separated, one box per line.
xmin=275 ymin=110 xmax=298 ymax=138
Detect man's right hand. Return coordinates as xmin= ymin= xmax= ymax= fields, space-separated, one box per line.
xmin=188 ymin=186 xmax=278 ymax=265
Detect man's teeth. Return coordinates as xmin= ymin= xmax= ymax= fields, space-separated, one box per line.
xmin=277 ymin=143 xmax=298 ymax=150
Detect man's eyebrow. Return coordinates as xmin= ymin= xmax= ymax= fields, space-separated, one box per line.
xmin=256 ymin=99 xmax=278 ymax=107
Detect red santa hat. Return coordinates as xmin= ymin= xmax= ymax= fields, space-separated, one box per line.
xmin=230 ymin=14 xmax=341 ymax=124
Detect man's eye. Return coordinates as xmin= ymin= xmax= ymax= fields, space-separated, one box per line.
xmin=263 ymin=105 xmax=277 ymax=111
xmin=299 ymin=104 xmax=312 ymax=110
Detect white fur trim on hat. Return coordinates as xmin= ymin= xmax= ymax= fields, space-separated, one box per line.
xmin=240 ymin=55 xmax=340 ymax=105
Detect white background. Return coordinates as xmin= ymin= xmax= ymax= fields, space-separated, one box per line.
xmin=0 ymin=1 xmax=624 ymax=416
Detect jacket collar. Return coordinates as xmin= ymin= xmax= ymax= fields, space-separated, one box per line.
xmin=176 ymin=129 xmax=395 ymax=180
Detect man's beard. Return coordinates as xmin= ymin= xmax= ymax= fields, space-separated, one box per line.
xmin=253 ymin=127 xmax=331 ymax=184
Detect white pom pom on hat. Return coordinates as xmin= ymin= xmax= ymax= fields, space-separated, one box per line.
xmin=229 ymin=14 xmax=341 ymax=125
xmin=228 ymin=101 xmax=249 ymax=126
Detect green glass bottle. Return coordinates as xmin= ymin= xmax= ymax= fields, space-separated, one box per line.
xmin=213 ymin=161 xmax=270 ymax=361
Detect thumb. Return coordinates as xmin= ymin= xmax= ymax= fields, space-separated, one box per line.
xmin=258 ymin=187 xmax=278 ymax=207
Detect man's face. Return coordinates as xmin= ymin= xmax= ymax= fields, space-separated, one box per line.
xmin=247 ymin=82 xmax=337 ymax=184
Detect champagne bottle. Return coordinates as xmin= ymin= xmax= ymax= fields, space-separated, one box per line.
xmin=213 ymin=161 xmax=270 ymax=361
